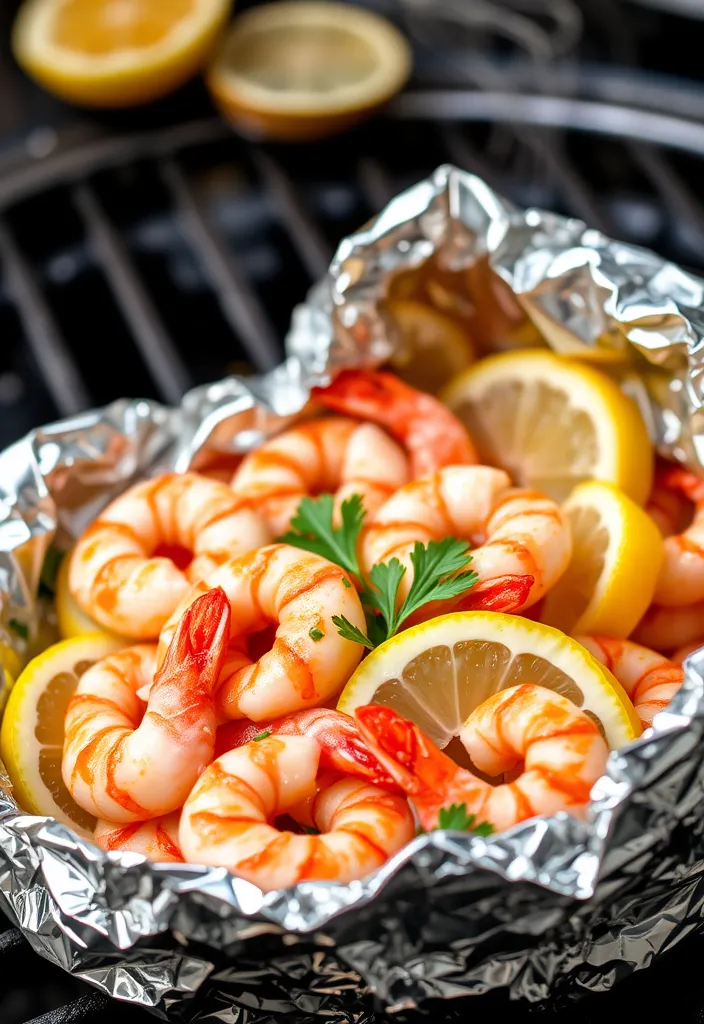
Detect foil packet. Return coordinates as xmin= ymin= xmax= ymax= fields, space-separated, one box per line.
xmin=2 ymin=165 xmax=704 ymax=1020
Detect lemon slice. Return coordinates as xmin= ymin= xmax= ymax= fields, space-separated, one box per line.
xmin=441 ymin=350 xmax=654 ymax=506
xmin=1 ymin=634 xmax=126 ymax=835
xmin=337 ymin=611 xmax=641 ymax=752
xmin=13 ymin=0 xmax=232 ymax=109
xmin=386 ymin=300 xmax=475 ymax=395
xmin=541 ymin=481 xmax=663 ymax=638
xmin=55 ymin=545 xmax=127 ymax=643
xmin=206 ymin=2 xmax=412 ymax=141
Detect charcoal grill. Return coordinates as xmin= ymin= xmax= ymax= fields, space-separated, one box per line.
xmin=6 ymin=1 xmax=704 ymax=1021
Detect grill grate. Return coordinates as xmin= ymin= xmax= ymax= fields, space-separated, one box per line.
xmin=4 ymin=104 xmax=704 ymax=450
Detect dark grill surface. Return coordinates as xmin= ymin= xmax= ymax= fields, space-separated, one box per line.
xmin=4 ymin=1 xmax=704 ymax=1022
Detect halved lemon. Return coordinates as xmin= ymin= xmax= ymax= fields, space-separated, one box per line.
xmin=337 ymin=611 xmax=641 ymax=752
xmin=1 ymin=633 xmax=126 ymax=835
xmin=386 ymin=300 xmax=475 ymax=395
xmin=55 ymin=546 xmax=127 ymax=643
xmin=206 ymin=2 xmax=412 ymax=141
xmin=12 ymin=0 xmax=232 ymax=109
xmin=542 ymin=481 xmax=663 ymax=638
xmin=441 ymin=349 xmax=654 ymax=506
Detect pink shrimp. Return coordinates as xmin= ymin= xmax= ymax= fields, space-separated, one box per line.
xmin=69 ymin=472 xmax=270 ymax=639
xmin=94 ymin=813 xmax=184 ymax=863
xmin=215 ymin=708 xmax=401 ymax=791
xmin=62 ymin=589 xmax=230 ymax=823
xmin=230 ymin=416 xmax=411 ymax=536
xmin=355 ymin=686 xmax=608 ymax=834
xmin=361 ymin=466 xmax=571 ymax=616
xmin=179 ymin=735 xmax=414 ymax=890
xmin=311 ymin=369 xmax=477 ymax=476
xmin=576 ymin=636 xmax=683 ymax=728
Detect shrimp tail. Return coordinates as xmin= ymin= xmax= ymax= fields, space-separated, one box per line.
xmin=457 ymin=574 xmax=535 ymax=613
xmin=215 ymin=711 xmax=403 ymax=792
xmin=354 ymin=704 xmax=459 ymax=800
xmin=157 ymin=586 xmax=231 ymax=694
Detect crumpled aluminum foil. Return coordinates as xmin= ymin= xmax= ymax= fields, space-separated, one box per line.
xmin=2 ymin=165 xmax=704 ymax=1021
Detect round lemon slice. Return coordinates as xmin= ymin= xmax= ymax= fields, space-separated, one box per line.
xmin=55 ymin=546 xmax=127 ymax=643
xmin=1 ymin=633 xmax=126 ymax=835
xmin=541 ymin=481 xmax=664 ymax=638
xmin=386 ymin=300 xmax=475 ymax=395
xmin=441 ymin=349 xmax=654 ymax=506
xmin=12 ymin=0 xmax=232 ymax=108
xmin=206 ymin=2 xmax=412 ymax=141
xmin=337 ymin=611 xmax=641 ymax=752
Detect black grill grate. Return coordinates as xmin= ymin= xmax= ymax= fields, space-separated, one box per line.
xmin=4 ymin=103 xmax=704 ymax=451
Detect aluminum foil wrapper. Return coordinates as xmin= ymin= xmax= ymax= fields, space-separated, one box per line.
xmin=2 ymin=165 xmax=704 ymax=1020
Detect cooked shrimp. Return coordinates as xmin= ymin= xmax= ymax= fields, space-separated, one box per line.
xmin=62 ymin=589 xmax=230 ymax=823
xmin=215 ymin=707 xmax=400 ymax=790
xmin=158 ymin=545 xmax=366 ymax=722
xmin=94 ymin=813 xmax=183 ymax=863
xmin=355 ymin=685 xmax=608 ymax=834
xmin=631 ymin=601 xmax=704 ymax=653
xmin=311 ymin=369 xmax=477 ymax=476
xmin=649 ymin=466 xmax=704 ymax=607
xmin=361 ymin=466 xmax=571 ymax=616
xmin=69 ymin=472 xmax=270 ymax=639
xmin=179 ymin=735 xmax=414 ymax=891
xmin=576 ymin=636 xmax=683 ymax=728
xmin=230 ymin=417 xmax=410 ymax=536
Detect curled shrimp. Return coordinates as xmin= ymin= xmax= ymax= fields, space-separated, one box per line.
xmin=648 ymin=466 xmax=704 ymax=607
xmin=230 ymin=417 xmax=410 ymax=536
xmin=69 ymin=472 xmax=270 ymax=639
xmin=94 ymin=813 xmax=183 ymax=863
xmin=361 ymin=466 xmax=571 ymax=616
xmin=215 ymin=707 xmax=400 ymax=791
xmin=179 ymin=734 xmax=414 ymax=891
xmin=311 ymin=369 xmax=477 ymax=476
xmin=62 ymin=588 xmax=230 ymax=823
xmin=355 ymin=685 xmax=608 ymax=834
xmin=631 ymin=601 xmax=704 ymax=653
xmin=576 ymin=636 xmax=683 ymax=729
xmin=158 ymin=545 xmax=366 ymax=721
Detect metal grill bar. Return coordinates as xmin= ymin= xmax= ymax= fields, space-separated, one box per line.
xmin=73 ymin=184 xmax=192 ymax=405
xmin=628 ymin=142 xmax=704 ymax=240
xmin=160 ymin=159 xmax=281 ymax=371
xmin=0 ymin=221 xmax=89 ymax=416
xmin=251 ymin=149 xmax=332 ymax=279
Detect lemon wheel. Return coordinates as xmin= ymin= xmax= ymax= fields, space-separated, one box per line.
xmin=1 ymin=634 xmax=127 ymax=835
xmin=13 ymin=0 xmax=233 ymax=108
xmin=206 ymin=2 xmax=412 ymax=141
xmin=442 ymin=349 xmax=654 ymax=505
xmin=337 ymin=611 xmax=641 ymax=752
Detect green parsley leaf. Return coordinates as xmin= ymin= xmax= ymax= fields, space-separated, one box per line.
xmin=437 ymin=802 xmax=493 ymax=836
xmin=40 ymin=545 xmax=64 ymax=597
xmin=253 ymin=730 xmax=271 ymax=742
xmin=309 ymin=627 xmax=324 ymax=642
xmin=332 ymin=614 xmax=374 ymax=650
xmin=8 ymin=619 xmax=28 ymax=641
xmin=279 ymin=494 xmax=365 ymax=582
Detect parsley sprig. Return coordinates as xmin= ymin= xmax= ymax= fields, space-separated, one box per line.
xmin=280 ymin=494 xmax=478 ymax=649
xmin=417 ymin=803 xmax=493 ymax=837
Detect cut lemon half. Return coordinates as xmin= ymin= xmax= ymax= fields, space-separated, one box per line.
xmin=386 ymin=300 xmax=475 ymax=395
xmin=441 ymin=350 xmax=654 ymax=506
xmin=541 ymin=481 xmax=663 ymax=638
xmin=206 ymin=2 xmax=412 ymax=141
xmin=12 ymin=0 xmax=232 ymax=109
xmin=337 ymin=611 xmax=641 ymax=752
xmin=1 ymin=633 xmax=126 ymax=835
xmin=55 ymin=546 xmax=127 ymax=643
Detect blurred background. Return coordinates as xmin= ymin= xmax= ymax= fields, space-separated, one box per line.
xmin=4 ymin=2 xmax=704 ymax=1022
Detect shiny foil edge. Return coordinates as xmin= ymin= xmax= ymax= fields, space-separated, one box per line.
xmin=0 ymin=165 xmax=704 ymax=1017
